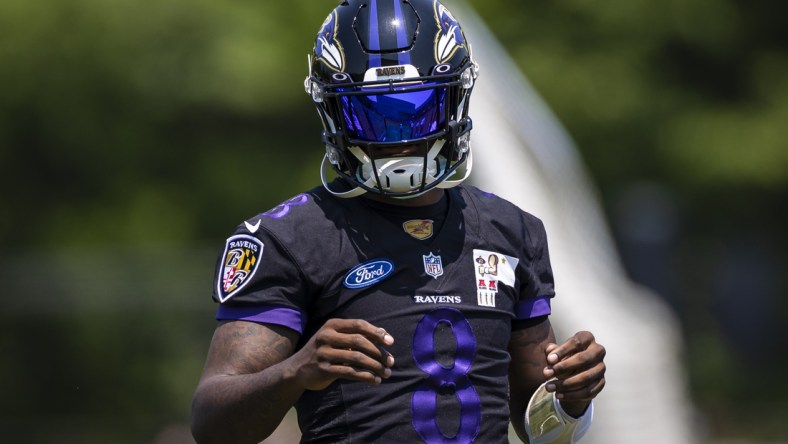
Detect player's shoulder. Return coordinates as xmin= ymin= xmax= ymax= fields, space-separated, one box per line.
xmin=459 ymin=185 xmax=542 ymax=223
xmin=457 ymin=185 xmax=549 ymax=244
xmin=214 ymin=185 xmax=356 ymax=303
xmin=227 ymin=182 xmax=356 ymax=245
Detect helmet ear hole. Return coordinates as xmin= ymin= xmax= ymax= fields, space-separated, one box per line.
xmin=433 ymin=64 xmax=452 ymax=75
xmin=332 ymin=72 xmax=351 ymax=83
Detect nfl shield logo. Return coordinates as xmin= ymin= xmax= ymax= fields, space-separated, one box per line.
xmin=423 ymin=253 xmax=444 ymax=279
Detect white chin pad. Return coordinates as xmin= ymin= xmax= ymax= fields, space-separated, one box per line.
xmin=360 ymin=157 xmax=439 ymax=193
xmin=351 ymin=141 xmax=447 ymax=194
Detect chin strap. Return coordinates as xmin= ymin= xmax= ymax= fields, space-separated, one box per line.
xmin=320 ymin=154 xmax=370 ymax=198
xmin=437 ymin=148 xmax=473 ymax=190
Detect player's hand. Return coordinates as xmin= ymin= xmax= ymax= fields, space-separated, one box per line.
xmin=290 ymin=318 xmax=395 ymax=391
xmin=542 ymin=331 xmax=606 ymax=417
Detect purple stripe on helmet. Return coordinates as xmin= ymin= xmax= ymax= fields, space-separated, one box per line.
xmin=367 ymin=0 xmax=382 ymax=67
xmin=216 ymin=305 xmax=305 ymax=334
xmin=514 ymin=297 xmax=552 ymax=320
xmin=368 ymin=0 xmax=380 ymax=50
xmin=393 ymin=0 xmax=411 ymax=65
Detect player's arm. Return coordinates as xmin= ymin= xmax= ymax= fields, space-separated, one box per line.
xmin=508 ymin=316 xmax=556 ymax=441
xmin=508 ymin=316 xmax=606 ymax=443
xmin=190 ymin=321 xmax=301 ymax=444
xmin=190 ymin=318 xmax=395 ymax=444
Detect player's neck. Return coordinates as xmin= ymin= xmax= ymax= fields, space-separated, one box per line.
xmin=362 ymin=188 xmax=445 ymax=207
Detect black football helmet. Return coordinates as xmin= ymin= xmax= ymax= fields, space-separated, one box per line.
xmin=305 ymin=0 xmax=479 ymax=198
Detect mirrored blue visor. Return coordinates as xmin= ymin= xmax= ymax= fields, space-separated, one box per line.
xmin=338 ymin=85 xmax=447 ymax=143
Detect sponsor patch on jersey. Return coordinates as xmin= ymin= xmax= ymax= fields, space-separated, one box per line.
xmin=217 ymin=235 xmax=264 ymax=303
xmin=473 ymin=249 xmax=519 ymax=307
xmin=343 ymin=259 xmax=395 ymax=289
xmin=423 ymin=252 xmax=444 ymax=279
xmin=403 ymin=219 xmax=434 ymax=240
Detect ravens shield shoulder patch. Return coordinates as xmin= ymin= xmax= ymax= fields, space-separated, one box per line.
xmin=217 ymin=234 xmax=264 ymax=303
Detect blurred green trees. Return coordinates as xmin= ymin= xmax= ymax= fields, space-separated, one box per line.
xmin=0 ymin=0 xmax=326 ymax=249
xmin=1 ymin=0 xmax=786 ymax=442
xmin=1 ymin=1 xmax=328 ymax=441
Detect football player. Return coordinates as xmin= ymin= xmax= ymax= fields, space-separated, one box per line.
xmin=191 ymin=1 xmax=606 ymax=443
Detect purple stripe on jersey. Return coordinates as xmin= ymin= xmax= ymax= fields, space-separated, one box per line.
xmin=216 ymin=305 xmax=305 ymax=334
xmin=514 ymin=297 xmax=552 ymax=319
xmin=393 ymin=0 xmax=411 ymax=65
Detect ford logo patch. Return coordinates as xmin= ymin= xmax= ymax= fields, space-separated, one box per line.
xmin=343 ymin=259 xmax=395 ymax=289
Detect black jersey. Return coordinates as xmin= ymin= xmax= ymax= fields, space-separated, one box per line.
xmin=212 ymin=184 xmax=555 ymax=444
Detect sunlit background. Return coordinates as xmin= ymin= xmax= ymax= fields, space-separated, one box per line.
xmin=1 ymin=0 xmax=786 ymax=443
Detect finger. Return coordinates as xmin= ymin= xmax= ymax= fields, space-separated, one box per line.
xmin=330 ymin=319 xmax=395 ymax=346
xmin=547 ymin=331 xmax=595 ymax=364
xmin=553 ymin=376 xmax=606 ymax=402
xmin=548 ymin=342 xmax=606 ymax=380
xmin=332 ymin=347 xmax=394 ymax=376
xmin=545 ymin=343 xmax=559 ymax=364
xmin=322 ymin=347 xmax=394 ymax=385
xmin=548 ymin=361 xmax=606 ymax=393
xmin=323 ymin=362 xmax=392 ymax=385
xmin=544 ymin=351 xmax=601 ymax=381
xmin=318 ymin=319 xmax=396 ymax=368
xmin=329 ymin=332 xmax=395 ymax=368
xmin=544 ymin=332 xmax=603 ymax=379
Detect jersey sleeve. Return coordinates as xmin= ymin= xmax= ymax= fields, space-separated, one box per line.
xmin=212 ymin=225 xmax=309 ymax=334
xmin=514 ymin=215 xmax=556 ymax=321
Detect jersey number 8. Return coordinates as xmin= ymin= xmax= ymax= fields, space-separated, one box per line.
xmin=411 ymin=307 xmax=481 ymax=443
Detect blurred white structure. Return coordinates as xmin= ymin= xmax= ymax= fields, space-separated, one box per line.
xmin=452 ymin=2 xmax=698 ymax=443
